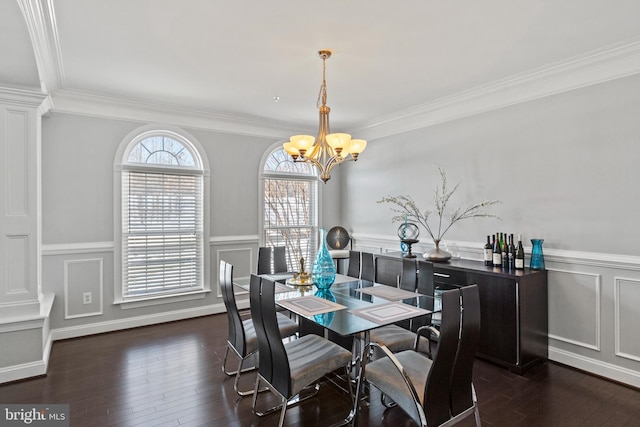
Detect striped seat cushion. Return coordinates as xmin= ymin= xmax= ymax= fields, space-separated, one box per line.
xmin=285 ymin=334 xmax=352 ymax=397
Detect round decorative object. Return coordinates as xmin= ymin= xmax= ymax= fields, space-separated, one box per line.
xmin=326 ymin=226 xmax=350 ymax=250
xmin=398 ymin=222 xmax=420 ymax=241
xmin=398 ymin=222 xmax=420 ymax=258
xmin=312 ymin=228 xmax=337 ymax=290
xmin=423 ymin=239 xmax=452 ymax=263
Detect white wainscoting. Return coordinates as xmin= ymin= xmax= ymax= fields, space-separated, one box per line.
xmin=42 ymin=236 xmax=260 ymax=341
xmin=615 ymin=276 xmax=640 ymax=363
xmin=64 ymin=258 xmax=104 ymax=319
xmin=548 ymin=269 xmax=601 ymax=351
xmin=352 ymin=233 xmax=640 ymax=388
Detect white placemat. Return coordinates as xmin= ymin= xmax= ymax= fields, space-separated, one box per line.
xmin=349 ymin=302 xmax=432 ymax=325
xmin=277 ymin=295 xmax=347 ymax=316
xmin=355 ymin=286 xmax=419 ymax=301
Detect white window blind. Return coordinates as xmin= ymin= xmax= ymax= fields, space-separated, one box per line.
xmin=122 ymin=170 xmax=203 ymax=298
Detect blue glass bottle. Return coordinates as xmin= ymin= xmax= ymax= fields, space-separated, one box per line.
xmin=312 ymin=228 xmax=336 ymax=290
xmin=530 ymin=239 xmax=545 ymax=270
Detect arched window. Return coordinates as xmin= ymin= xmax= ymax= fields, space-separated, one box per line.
xmin=116 ymin=129 xmax=207 ymax=302
xmin=261 ymin=147 xmax=319 ymax=271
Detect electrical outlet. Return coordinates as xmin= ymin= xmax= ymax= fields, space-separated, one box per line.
xmin=83 ymin=292 xmax=92 ymax=305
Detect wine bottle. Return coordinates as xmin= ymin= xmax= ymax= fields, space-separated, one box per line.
xmin=501 ymin=236 xmax=509 ymax=269
xmin=515 ymin=234 xmax=525 ymax=270
xmin=493 ymin=233 xmax=502 ymax=267
xmin=484 ymin=235 xmax=492 ymax=266
xmin=507 ymin=234 xmax=515 ymax=270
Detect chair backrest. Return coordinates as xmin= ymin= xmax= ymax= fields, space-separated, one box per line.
xmin=416 ymin=260 xmax=434 ymax=297
xmin=346 ymin=250 xmax=361 ymax=278
xmin=361 ymin=252 xmax=375 ymax=282
xmin=399 ymin=258 xmax=417 ymax=291
xmin=257 ymin=247 xmax=272 ymax=274
xmin=273 ymin=246 xmax=288 ymax=273
xmin=423 ymin=288 xmax=462 ymax=427
xmin=450 ymin=284 xmax=481 ymax=416
xmin=249 ymin=275 xmax=292 ymax=397
xmin=220 ymin=260 xmax=247 ymax=355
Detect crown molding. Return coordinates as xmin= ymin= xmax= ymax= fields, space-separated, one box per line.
xmin=356 ymin=38 xmax=640 ymax=141
xmin=51 ymin=90 xmax=301 ymax=139
xmin=16 ymin=0 xmax=64 ymax=93
xmin=0 ymin=86 xmax=50 ymax=109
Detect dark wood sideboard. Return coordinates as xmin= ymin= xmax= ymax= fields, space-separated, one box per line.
xmin=375 ymin=253 xmax=548 ymax=374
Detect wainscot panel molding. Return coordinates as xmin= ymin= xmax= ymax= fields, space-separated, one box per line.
xmin=42 ymin=241 xmax=114 ymax=255
xmin=548 ymin=270 xmax=601 ymax=351
xmin=209 ymin=235 xmax=260 ymax=245
xmin=353 ymin=233 xmax=640 ymax=388
xmin=64 ymin=258 xmax=104 ymax=319
xmin=614 ymin=277 xmax=640 ymax=363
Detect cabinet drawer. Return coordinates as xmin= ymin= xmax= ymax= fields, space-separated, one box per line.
xmin=433 ymin=266 xmax=467 ymax=288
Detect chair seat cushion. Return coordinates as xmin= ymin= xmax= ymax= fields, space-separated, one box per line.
xmin=285 ymin=334 xmax=352 ymax=397
xmin=370 ymin=324 xmax=433 ymax=354
xmin=242 ymin=313 xmax=298 ymax=355
xmin=366 ymin=350 xmax=433 ymax=424
xmin=329 ymin=249 xmax=350 ymax=259
xmin=370 ymin=325 xmax=416 ymax=353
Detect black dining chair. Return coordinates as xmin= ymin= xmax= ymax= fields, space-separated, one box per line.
xmin=250 ymin=275 xmax=353 ymax=426
xmin=361 ymin=288 xmax=462 ymax=426
xmin=360 ymin=252 xmax=375 ymax=282
xmin=362 ymin=285 xmax=482 ymax=427
xmin=273 ymin=246 xmax=288 ymax=274
xmin=346 ymin=250 xmax=361 ymax=279
xmin=257 ymin=247 xmax=272 ymax=275
xmin=450 ymin=285 xmax=482 ymax=424
xmin=399 ymin=257 xmax=418 ymax=291
xmin=368 ymin=259 xmax=432 ymax=354
xmin=220 ymin=260 xmax=298 ymax=396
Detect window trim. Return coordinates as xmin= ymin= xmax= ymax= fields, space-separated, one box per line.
xmin=259 ymin=142 xmax=322 ymax=269
xmin=114 ymin=124 xmax=210 ymax=308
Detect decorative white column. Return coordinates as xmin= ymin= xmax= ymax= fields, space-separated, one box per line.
xmin=0 ymin=86 xmax=54 ymax=383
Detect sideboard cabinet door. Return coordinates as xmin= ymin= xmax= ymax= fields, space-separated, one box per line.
xmin=467 ymin=273 xmax=518 ymax=365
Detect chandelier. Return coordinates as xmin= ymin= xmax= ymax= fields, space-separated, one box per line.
xmin=283 ymin=49 xmax=367 ymax=183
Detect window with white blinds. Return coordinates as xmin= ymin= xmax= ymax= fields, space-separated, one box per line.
xmin=120 ymin=133 xmax=204 ymax=300
xmin=262 ymin=148 xmax=318 ymax=271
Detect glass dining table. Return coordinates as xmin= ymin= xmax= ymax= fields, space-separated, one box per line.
xmin=233 ymin=273 xmax=439 ymax=423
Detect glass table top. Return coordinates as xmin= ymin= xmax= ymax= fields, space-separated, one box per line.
xmin=234 ymin=275 xmax=439 ymax=337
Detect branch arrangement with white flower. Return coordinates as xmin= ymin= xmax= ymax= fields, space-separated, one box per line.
xmin=378 ymin=166 xmax=501 ymax=243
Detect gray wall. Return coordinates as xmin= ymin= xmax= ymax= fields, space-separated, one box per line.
xmin=342 ymin=73 xmax=640 ymax=387
xmin=343 ymin=73 xmax=640 ymax=255
xmin=41 ymin=113 xmax=342 ymax=332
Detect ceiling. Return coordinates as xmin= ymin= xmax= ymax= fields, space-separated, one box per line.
xmin=3 ymin=0 xmax=640 ymax=135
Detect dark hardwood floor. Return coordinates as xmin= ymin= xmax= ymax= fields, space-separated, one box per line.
xmin=1 ymin=314 xmax=640 ymax=426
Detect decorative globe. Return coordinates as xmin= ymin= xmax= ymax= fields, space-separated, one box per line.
xmin=398 ymin=222 xmax=420 ymax=241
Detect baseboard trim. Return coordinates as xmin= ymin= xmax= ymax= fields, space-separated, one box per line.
xmin=50 ymin=303 xmax=227 ymax=341
xmin=0 ymin=361 xmax=47 ymax=384
xmin=549 ymin=346 xmax=640 ymax=389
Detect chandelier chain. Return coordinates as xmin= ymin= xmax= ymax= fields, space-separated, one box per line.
xmin=316 ymin=54 xmax=328 ymax=109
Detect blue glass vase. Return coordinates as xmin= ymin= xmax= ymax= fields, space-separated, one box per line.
xmin=530 ymin=239 xmax=545 ymax=270
xmin=312 ymin=228 xmax=336 ymax=290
